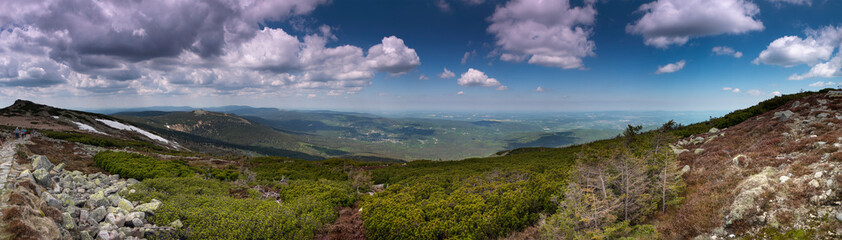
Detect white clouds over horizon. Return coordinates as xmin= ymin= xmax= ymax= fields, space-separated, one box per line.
xmin=457 ymin=68 xmax=506 ymax=90
xmin=808 ymin=81 xmax=838 ymax=87
xmin=655 ymin=60 xmax=686 ymax=74
xmin=722 ymin=87 xmax=781 ymax=96
xmin=626 ymin=0 xmax=764 ymax=48
xmin=487 ymin=0 xmax=597 ymax=69
xmin=755 ymin=25 xmax=842 ymax=80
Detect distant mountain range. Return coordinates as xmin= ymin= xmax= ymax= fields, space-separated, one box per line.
xmin=7 ymin=102 xmax=724 ymax=161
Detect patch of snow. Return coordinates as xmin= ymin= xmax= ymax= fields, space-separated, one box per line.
xmin=96 ymin=119 xmax=169 ymax=143
xmin=72 ymin=121 xmax=106 ymax=135
xmin=51 ymin=116 xmax=59 ymax=119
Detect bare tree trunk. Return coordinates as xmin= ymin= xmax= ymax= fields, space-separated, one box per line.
xmin=662 ymin=163 xmax=667 ymax=213
xmin=599 ymin=171 xmax=607 ymax=200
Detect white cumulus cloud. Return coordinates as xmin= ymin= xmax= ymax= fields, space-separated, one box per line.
xmin=438 ymin=68 xmax=456 ymax=78
xmin=655 ymin=60 xmax=686 ymax=74
xmin=755 ymin=25 xmax=842 ymax=80
xmin=365 ymin=36 xmax=422 ymax=74
xmin=712 ymin=46 xmax=743 ymax=58
xmin=487 ymin=0 xmax=597 ymax=69
xmin=0 ymin=0 xmax=423 ymax=97
xmin=457 ymin=68 xmax=502 ymax=87
xmin=627 ymin=0 xmax=764 ymax=48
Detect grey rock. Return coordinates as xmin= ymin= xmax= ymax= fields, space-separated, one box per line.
xmin=773 ymin=110 xmax=795 ymax=121
xmin=105 ymin=213 xmax=125 ymax=227
xmin=32 ymin=155 xmax=53 ymax=171
xmin=126 ymin=179 xmax=140 ymax=185
xmin=54 ymin=163 xmax=65 ymax=172
xmin=170 ymin=219 xmax=183 ymax=229
xmin=96 ymin=230 xmax=114 ymax=240
xmin=708 ymin=127 xmax=720 ymax=133
xmin=694 ymin=148 xmax=705 ymax=154
xmin=17 ymin=169 xmax=31 ymax=179
xmin=57 ymin=193 xmax=74 ymax=207
xmin=817 ymin=112 xmax=829 ymax=118
xmin=81 ymin=231 xmax=94 ymax=240
xmin=87 ymin=216 xmax=98 ymax=227
xmin=680 ymin=165 xmax=691 ymax=175
xmin=809 ymin=179 xmax=820 ymax=188
xmin=128 ymin=212 xmax=145 ymax=221
xmin=89 ymin=191 xmax=110 ymax=208
xmin=693 ymin=136 xmax=704 ymax=143
xmin=91 ymin=206 xmax=107 ymax=222
xmin=117 ymin=198 xmax=133 ymax=212
xmin=133 ymin=199 xmax=161 ymax=213
xmin=126 ymin=218 xmax=143 ymax=228
xmin=63 ymin=212 xmax=76 ymax=230
xmin=836 ymin=212 xmax=842 ymax=222
xmin=33 ymin=168 xmax=53 ymax=188
xmin=42 ymin=192 xmax=62 ymax=209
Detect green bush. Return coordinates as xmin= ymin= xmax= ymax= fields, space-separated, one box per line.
xmin=94 ymin=151 xmax=195 ymax=180
xmin=127 ymin=177 xmax=352 ymax=240
xmin=248 ymin=157 xmax=348 ymax=181
xmin=362 ymin=170 xmax=555 ymax=239
xmin=273 ymin=179 xmax=356 ymax=207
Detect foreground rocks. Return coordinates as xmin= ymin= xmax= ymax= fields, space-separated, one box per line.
xmin=11 ymin=155 xmax=175 ymax=240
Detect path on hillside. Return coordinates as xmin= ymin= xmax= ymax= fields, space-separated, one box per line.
xmin=0 ymin=136 xmax=26 ymax=193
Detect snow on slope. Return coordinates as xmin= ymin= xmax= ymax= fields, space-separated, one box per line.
xmin=96 ymin=119 xmax=169 ymax=143
xmin=72 ymin=121 xmax=106 ymax=135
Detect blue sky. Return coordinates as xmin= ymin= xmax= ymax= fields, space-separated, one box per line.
xmin=1 ymin=0 xmax=841 ymax=112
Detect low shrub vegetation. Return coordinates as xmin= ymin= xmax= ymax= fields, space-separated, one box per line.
xmin=93 ymin=151 xmax=195 ymax=180
xmin=126 ymin=177 xmax=355 ymax=240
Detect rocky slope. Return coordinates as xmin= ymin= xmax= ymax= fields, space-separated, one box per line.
xmin=663 ymin=92 xmax=842 ymax=239
xmin=0 ymin=100 xmax=181 ymax=151
xmin=4 ymin=154 xmax=178 ymax=240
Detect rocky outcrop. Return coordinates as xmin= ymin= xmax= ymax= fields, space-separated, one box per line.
xmin=14 ymin=155 xmax=175 ymax=240
xmin=670 ymin=93 xmax=842 ymax=239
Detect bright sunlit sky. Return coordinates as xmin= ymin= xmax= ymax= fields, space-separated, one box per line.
xmin=1 ymin=0 xmax=841 ymax=112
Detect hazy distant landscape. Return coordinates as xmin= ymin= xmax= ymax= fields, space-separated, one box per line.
xmin=96 ymin=106 xmax=725 ymax=160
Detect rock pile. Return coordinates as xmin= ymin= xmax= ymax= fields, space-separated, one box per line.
xmin=18 ymin=155 xmax=174 ymax=240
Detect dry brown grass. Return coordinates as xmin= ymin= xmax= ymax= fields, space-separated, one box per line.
xmin=655 ymin=95 xmax=827 ymax=238
xmin=26 ymin=137 xmax=103 ymax=174
xmin=40 ymin=206 xmax=62 ymax=223
xmin=501 ymin=226 xmax=541 ymax=240
xmin=831 ymin=152 xmax=842 ymax=162
xmin=1 ymin=207 xmax=23 ymax=221
xmin=6 ymin=219 xmax=39 ymax=240
xmin=317 ymin=203 xmax=366 ymax=240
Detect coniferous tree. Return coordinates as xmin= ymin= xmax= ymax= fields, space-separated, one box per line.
xmin=614 ymin=149 xmax=651 ymax=223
